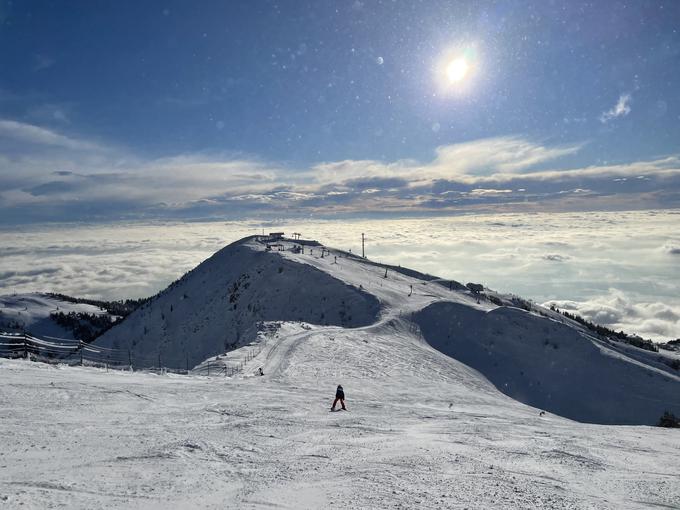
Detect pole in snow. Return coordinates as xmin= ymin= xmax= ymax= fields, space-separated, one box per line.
xmin=361 ymin=233 xmax=365 ymax=258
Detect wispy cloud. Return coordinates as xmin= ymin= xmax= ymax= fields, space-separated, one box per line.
xmin=1 ymin=119 xmax=679 ymax=223
xmin=599 ymin=93 xmax=632 ymax=123
xmin=310 ymin=137 xmax=581 ymax=186
xmin=0 ymin=119 xmax=100 ymax=151
xmin=32 ymin=53 xmax=55 ymax=72
xmin=26 ymin=103 xmax=71 ymax=124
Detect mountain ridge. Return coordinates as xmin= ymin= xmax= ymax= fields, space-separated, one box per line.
xmin=90 ymin=234 xmax=680 ymax=425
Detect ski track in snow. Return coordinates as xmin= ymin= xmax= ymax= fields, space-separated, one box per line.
xmin=2 ymin=239 xmax=680 ymax=509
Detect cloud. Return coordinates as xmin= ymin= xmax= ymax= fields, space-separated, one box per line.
xmin=430 ymin=137 xmax=581 ymax=176
xmin=32 ymin=54 xmax=55 ymax=72
xmin=1 ymin=120 xmax=679 ymax=223
xmin=599 ymin=93 xmax=632 ymax=123
xmin=546 ymin=289 xmax=680 ymax=341
xmin=1 ymin=210 xmax=678 ymax=341
xmin=0 ymin=119 xmax=101 ymax=151
xmin=663 ymin=243 xmax=680 ymax=255
xmin=26 ymin=103 xmax=71 ymax=124
xmin=310 ymin=136 xmax=581 ymax=186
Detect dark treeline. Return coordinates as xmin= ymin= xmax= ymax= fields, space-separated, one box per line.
xmin=46 ymin=293 xmax=150 ymax=317
xmin=45 ymin=293 xmax=152 ymax=342
xmin=49 ymin=311 xmax=118 ymax=342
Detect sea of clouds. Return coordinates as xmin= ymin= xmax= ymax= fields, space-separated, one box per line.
xmin=1 ymin=209 xmax=678 ymax=341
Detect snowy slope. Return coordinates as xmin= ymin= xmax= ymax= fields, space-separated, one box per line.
xmin=93 ymin=235 xmax=680 ymax=426
xmin=0 ymin=292 xmax=112 ymax=339
xmin=95 ymin=237 xmax=380 ymax=370
xmin=2 ymin=325 xmax=680 ymax=509
xmin=415 ymin=302 xmax=680 ymax=425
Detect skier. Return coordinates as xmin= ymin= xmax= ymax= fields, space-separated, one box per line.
xmin=258 ymin=367 xmax=264 ymax=376
xmin=331 ymin=384 xmax=347 ymax=411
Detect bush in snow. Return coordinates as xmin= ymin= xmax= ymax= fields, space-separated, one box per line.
xmin=657 ymin=411 xmax=680 ymax=428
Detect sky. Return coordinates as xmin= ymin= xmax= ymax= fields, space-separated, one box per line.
xmin=0 ymin=0 xmax=679 ymax=222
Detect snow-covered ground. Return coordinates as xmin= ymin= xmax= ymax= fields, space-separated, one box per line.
xmin=2 ymin=335 xmax=679 ymax=509
xmin=3 ymin=236 xmax=680 ymax=508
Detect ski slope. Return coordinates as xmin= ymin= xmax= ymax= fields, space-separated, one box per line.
xmin=2 ymin=328 xmax=679 ymax=509
xmin=93 ymin=236 xmax=680 ymax=425
xmin=3 ymin=236 xmax=680 ymax=508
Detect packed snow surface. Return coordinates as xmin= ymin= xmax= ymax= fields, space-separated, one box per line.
xmin=3 ymin=236 xmax=680 ymax=508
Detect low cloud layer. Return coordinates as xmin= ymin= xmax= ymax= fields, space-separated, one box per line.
xmin=547 ymin=290 xmax=680 ymax=341
xmin=1 ymin=119 xmax=679 ymax=224
xmin=1 ymin=210 xmax=678 ymax=341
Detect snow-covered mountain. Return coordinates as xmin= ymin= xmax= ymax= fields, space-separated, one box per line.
xmin=95 ymin=236 xmax=380 ymax=370
xmin=94 ymin=235 xmax=680 ymax=426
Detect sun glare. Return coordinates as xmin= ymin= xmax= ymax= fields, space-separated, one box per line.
xmin=435 ymin=46 xmax=478 ymax=95
xmin=446 ymin=57 xmax=469 ymax=83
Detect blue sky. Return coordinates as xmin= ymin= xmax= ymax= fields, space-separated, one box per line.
xmin=1 ymin=0 xmax=679 ymax=223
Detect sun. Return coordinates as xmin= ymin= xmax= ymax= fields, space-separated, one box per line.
xmin=434 ymin=46 xmax=479 ymax=95
xmin=446 ymin=57 xmax=469 ymax=83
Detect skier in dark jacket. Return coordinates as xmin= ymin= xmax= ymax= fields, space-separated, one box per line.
xmin=331 ymin=384 xmax=347 ymax=411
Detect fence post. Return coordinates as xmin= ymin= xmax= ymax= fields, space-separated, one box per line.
xmin=207 ymin=362 xmax=210 ymax=377
xmin=128 ymin=350 xmax=132 ymax=371
xmin=186 ymin=354 xmax=189 ymax=375
xmin=158 ymin=353 xmax=161 ymax=373
xmin=80 ymin=341 xmax=83 ymax=366
xmin=23 ymin=332 xmax=28 ymax=360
